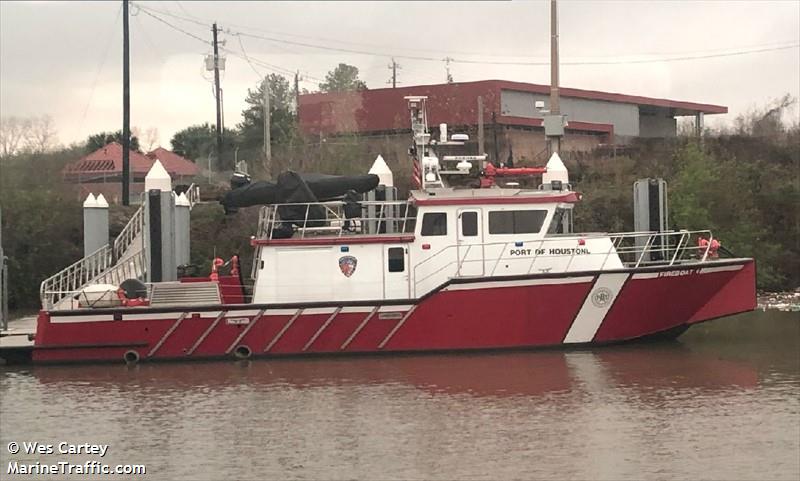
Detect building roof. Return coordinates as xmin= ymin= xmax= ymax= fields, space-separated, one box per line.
xmin=298 ymin=79 xmax=727 ymax=136
xmin=146 ymin=147 xmax=201 ymax=177
xmin=62 ymin=143 xmax=199 ymax=181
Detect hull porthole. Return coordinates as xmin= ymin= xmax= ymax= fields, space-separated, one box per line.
xmin=123 ymin=350 xmax=140 ymax=364
xmin=233 ymin=345 xmax=252 ymax=360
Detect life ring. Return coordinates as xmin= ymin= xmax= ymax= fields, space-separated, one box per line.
xmin=697 ymin=237 xmax=720 ymax=259
xmin=116 ymin=287 xmax=150 ymax=307
xmin=210 ymin=257 xmax=225 ymax=281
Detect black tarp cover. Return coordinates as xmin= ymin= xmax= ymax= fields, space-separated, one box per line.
xmin=220 ymin=171 xmax=379 ymax=216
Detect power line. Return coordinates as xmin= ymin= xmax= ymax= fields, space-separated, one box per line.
xmin=134 ymin=2 xmax=800 ymax=75
xmin=132 ymin=10 xmax=166 ymax=63
xmin=136 ymin=4 xmax=319 ymax=84
xmin=214 ymin=27 xmax=800 ymax=66
xmin=136 ymin=6 xmax=209 ymax=45
xmin=136 ymin=2 xmax=800 ymax=62
xmin=132 ymin=2 xmax=800 ymax=66
xmin=235 ymin=34 xmax=264 ymax=77
xmin=134 ymin=4 xmax=323 ymax=83
xmin=75 ymin=3 xmax=123 ymax=140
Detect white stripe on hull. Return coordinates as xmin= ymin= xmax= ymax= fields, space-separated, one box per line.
xmin=301 ymin=307 xmax=338 ymax=315
xmin=443 ymin=276 xmax=593 ymax=292
xmin=631 ymin=272 xmax=661 ymax=280
xmin=378 ymin=305 xmax=413 ymax=312
xmin=341 ymin=306 xmax=377 ymax=313
xmin=699 ymin=265 xmax=744 ymax=274
xmin=563 ymin=273 xmax=629 ymax=344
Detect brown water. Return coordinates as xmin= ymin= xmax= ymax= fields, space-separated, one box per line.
xmin=1 ymin=311 xmax=798 ymax=481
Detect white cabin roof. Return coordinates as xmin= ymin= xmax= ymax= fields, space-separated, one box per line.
xmin=410 ymin=188 xmax=580 ymax=206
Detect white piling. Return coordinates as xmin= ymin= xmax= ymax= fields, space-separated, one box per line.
xmin=83 ymin=193 xmax=109 ymax=257
xmin=366 ymin=155 xmax=398 ymax=234
xmin=144 ymin=160 xmax=172 ymax=192
xmin=174 ymin=193 xmax=191 ymax=267
xmin=542 ymin=152 xmax=569 ymax=186
xmin=144 ymin=161 xmax=177 ymax=282
xmin=368 ymin=155 xmax=394 ymax=187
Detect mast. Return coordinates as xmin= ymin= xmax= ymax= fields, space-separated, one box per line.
xmin=546 ymin=0 xmax=564 ymax=156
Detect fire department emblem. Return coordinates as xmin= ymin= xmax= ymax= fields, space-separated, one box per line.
xmin=338 ymin=256 xmax=358 ymax=277
xmin=591 ymin=287 xmax=613 ymax=308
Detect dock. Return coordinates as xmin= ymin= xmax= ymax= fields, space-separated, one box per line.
xmin=0 ymin=316 xmax=35 ymax=364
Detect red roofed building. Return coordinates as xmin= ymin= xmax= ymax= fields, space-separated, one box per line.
xmin=62 ymin=143 xmax=200 ymax=203
xmin=145 ymin=147 xmax=201 ymax=177
xmin=299 ymin=79 xmax=726 ymax=163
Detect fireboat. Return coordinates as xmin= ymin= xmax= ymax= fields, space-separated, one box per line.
xmin=1 ymin=96 xmax=755 ymax=364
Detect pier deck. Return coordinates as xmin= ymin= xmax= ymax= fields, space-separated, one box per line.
xmin=0 ymin=316 xmax=35 ymax=364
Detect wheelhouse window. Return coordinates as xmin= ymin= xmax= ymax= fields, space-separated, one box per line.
xmin=388 ymin=247 xmax=405 ymax=272
xmin=421 ymin=212 xmax=448 ymax=236
xmin=488 ymin=210 xmax=547 ymax=234
xmin=461 ymin=211 xmax=478 ymax=237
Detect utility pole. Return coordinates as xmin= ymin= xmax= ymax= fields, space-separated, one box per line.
xmin=263 ymin=77 xmax=271 ymax=175
xmin=122 ymin=0 xmax=130 ymax=205
xmin=492 ymin=112 xmax=499 ymax=165
xmin=477 ymin=96 xmax=485 ymax=156
xmin=546 ymin=0 xmax=563 ymax=156
xmin=387 ymin=58 xmax=401 ymax=88
xmin=212 ymin=23 xmax=223 ymax=170
xmin=444 ymin=57 xmax=454 ymax=83
xmin=0 ymin=208 xmax=7 ymax=332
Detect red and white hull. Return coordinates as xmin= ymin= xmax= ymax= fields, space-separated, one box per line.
xmin=31 ymin=259 xmax=755 ymax=364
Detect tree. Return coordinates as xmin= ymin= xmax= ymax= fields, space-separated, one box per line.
xmin=86 ymin=130 xmax=139 ymax=152
xmin=0 ymin=116 xmax=32 ymax=157
xmin=171 ymin=123 xmax=237 ymax=163
xmin=26 ymin=116 xmax=58 ymax=153
xmin=734 ymin=94 xmax=796 ymax=138
xmin=140 ymin=127 xmax=160 ymax=152
xmin=0 ymin=115 xmax=59 ymax=157
xmin=318 ymin=63 xmax=367 ymax=93
xmin=238 ymin=74 xmax=297 ymax=152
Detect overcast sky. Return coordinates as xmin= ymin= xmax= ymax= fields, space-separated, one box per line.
xmin=1 ymin=0 xmax=798 ymax=149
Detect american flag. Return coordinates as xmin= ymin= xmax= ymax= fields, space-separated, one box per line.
xmin=412 ymin=156 xmax=422 ymax=189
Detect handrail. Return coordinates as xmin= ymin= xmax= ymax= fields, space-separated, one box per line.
xmin=40 ymin=244 xmax=114 ymax=309
xmin=258 ymin=200 xmax=416 ymax=239
xmin=40 ymin=250 xmax=147 ymax=311
xmin=412 ymin=229 xmax=715 ymax=296
xmin=185 ymin=183 xmax=201 ymax=209
xmin=112 ymin=205 xmax=145 ymax=261
xmin=94 ymin=250 xmax=146 ymax=287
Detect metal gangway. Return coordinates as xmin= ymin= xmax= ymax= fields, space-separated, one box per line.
xmin=39 ymin=184 xmax=200 ymax=311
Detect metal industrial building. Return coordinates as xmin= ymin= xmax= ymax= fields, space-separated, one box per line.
xmin=298 ymin=80 xmax=727 ymax=162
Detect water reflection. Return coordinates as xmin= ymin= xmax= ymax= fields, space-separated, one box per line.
xmin=1 ymin=312 xmax=797 ymax=481
xmin=10 ymin=343 xmax=760 ymax=399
